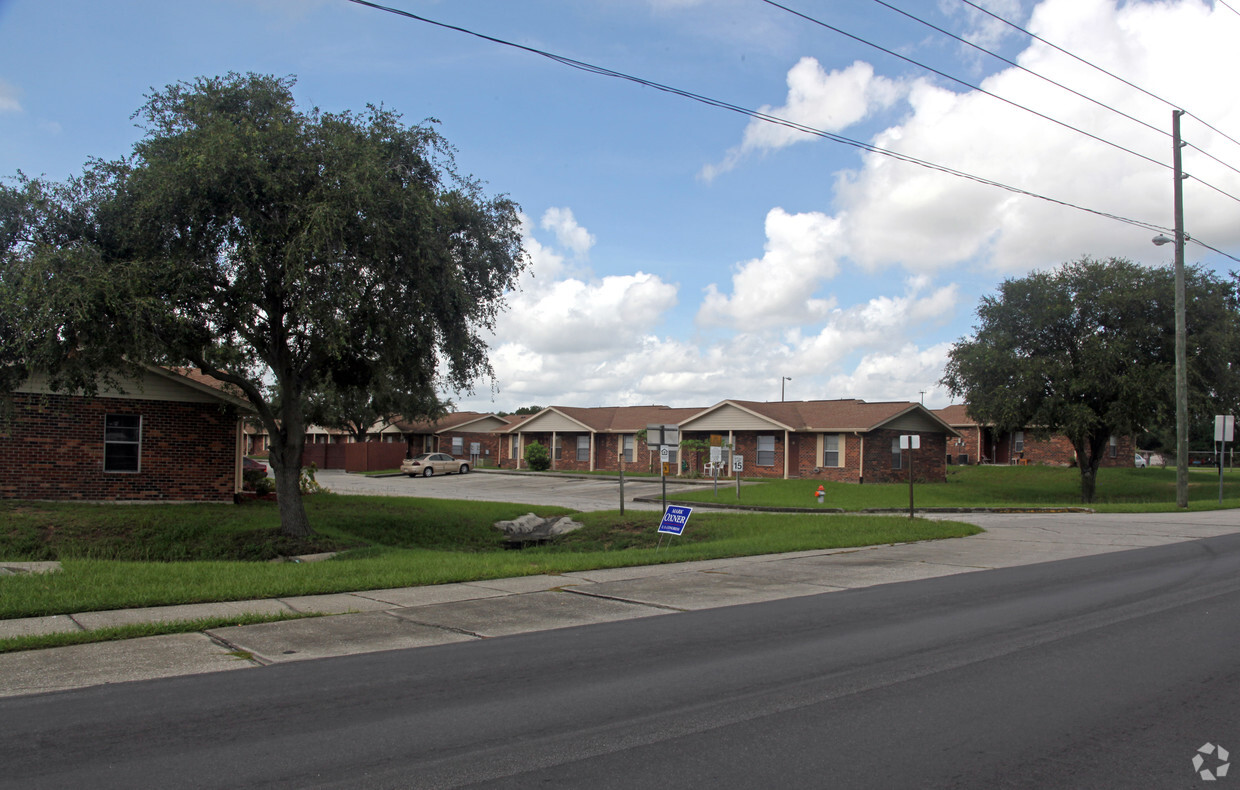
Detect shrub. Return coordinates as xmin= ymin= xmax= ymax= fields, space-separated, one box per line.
xmin=524 ymin=441 xmax=551 ymax=471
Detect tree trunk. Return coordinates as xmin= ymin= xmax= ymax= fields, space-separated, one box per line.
xmin=1078 ymin=464 xmax=1097 ymax=504
xmin=1074 ymin=435 xmax=1105 ymax=505
xmin=267 ymin=432 xmax=314 ymax=538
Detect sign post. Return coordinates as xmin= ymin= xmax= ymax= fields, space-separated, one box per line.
xmin=1215 ymin=415 xmax=1234 ymax=504
xmin=710 ymin=445 xmax=722 ymax=496
xmin=649 ymin=424 xmax=678 ymax=514
xmin=900 ymin=435 xmax=921 ymax=518
xmin=733 ymin=454 xmax=744 ymax=499
xmin=660 ymin=445 xmax=670 ymax=513
xmin=618 ymin=445 xmax=625 ymax=516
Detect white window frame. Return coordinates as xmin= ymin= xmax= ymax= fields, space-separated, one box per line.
xmin=1014 ymin=431 xmax=1025 ymax=454
xmin=577 ymin=434 xmax=590 ymax=462
xmin=451 ymin=436 xmax=464 ymax=455
xmin=891 ymin=437 xmax=903 ymax=470
xmin=757 ymin=435 xmax=776 ymax=467
xmin=104 ymin=414 xmax=142 ymax=473
xmin=823 ymin=434 xmax=841 ymax=468
xmin=622 ymin=434 xmax=635 ymax=463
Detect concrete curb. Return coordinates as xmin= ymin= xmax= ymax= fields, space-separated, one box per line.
xmin=631 ymin=497 xmax=1095 ymax=515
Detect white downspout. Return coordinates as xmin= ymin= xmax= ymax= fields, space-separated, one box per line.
xmin=855 ymin=432 xmax=865 ymax=484
xmin=783 ymin=430 xmax=790 ymax=480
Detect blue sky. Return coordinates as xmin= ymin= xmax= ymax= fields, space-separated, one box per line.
xmin=2 ymin=0 xmax=1238 ymax=413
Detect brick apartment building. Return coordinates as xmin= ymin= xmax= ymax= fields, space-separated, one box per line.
xmin=1 ymin=365 xmax=253 ymax=502
xmin=934 ymin=404 xmax=1135 ymax=467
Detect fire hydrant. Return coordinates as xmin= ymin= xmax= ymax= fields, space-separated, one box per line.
xmin=815 ymin=485 xmax=825 ymax=504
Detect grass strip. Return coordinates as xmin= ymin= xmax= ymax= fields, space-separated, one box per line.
xmin=0 ymin=612 xmax=318 ymax=654
xmin=672 ymin=466 xmax=1240 ymax=510
xmin=0 ymin=510 xmax=980 ymax=619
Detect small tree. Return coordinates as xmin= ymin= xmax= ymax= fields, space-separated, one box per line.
xmin=524 ymin=441 xmax=551 ymax=472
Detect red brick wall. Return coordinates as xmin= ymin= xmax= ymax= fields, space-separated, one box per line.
xmin=1 ymin=393 xmax=239 ymax=502
xmin=436 ymin=431 xmax=502 ymax=467
xmin=859 ymin=429 xmax=948 ymax=484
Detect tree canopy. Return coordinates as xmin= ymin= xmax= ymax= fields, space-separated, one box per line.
xmin=941 ymin=256 xmax=1240 ymax=502
xmin=1 ymin=73 xmax=526 ymax=535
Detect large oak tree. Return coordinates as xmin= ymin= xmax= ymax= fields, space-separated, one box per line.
xmin=1 ymin=73 xmax=526 ymax=536
xmin=941 ymin=256 xmax=1240 ymax=503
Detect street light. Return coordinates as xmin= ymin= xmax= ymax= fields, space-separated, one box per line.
xmin=1152 ymin=109 xmax=1189 ymax=508
xmin=781 ymin=376 xmax=791 ymax=402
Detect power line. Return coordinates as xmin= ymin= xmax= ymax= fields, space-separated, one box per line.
xmin=955 ymin=0 xmax=1240 ymax=154
xmin=1214 ymin=0 xmax=1240 ymax=18
xmin=342 ymin=0 xmax=1238 ymax=264
xmin=760 ymin=0 xmax=1240 ymax=206
xmin=866 ymin=0 xmax=1240 ymax=181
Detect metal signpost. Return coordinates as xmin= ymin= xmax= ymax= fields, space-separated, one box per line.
xmin=1216 ymin=415 xmax=1234 ymax=504
xmin=900 ymin=435 xmax=920 ymax=518
xmin=733 ymin=454 xmax=744 ymax=499
xmin=618 ymin=446 xmax=625 ymax=516
xmin=470 ymin=442 xmax=481 ymax=468
xmin=710 ymin=445 xmax=722 ymax=495
xmin=660 ymin=445 xmax=670 ymax=513
xmin=649 ymin=424 xmax=679 ymax=514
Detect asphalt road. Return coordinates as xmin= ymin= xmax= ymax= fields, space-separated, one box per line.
xmin=4 ymin=528 xmax=1239 ymax=789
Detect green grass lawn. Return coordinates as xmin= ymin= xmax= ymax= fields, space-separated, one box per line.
xmin=674 ymin=465 xmax=1240 ymax=511
xmin=0 ymin=495 xmax=980 ymax=620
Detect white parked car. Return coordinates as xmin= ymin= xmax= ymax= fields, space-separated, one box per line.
xmin=401 ymin=452 xmax=470 ymax=477
xmin=1135 ymin=453 xmax=1148 ymax=468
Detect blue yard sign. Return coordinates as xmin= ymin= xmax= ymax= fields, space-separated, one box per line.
xmin=658 ymin=505 xmax=693 ymax=536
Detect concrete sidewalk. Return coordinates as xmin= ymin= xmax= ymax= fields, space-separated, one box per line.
xmin=1 ymin=509 xmax=1236 ymax=698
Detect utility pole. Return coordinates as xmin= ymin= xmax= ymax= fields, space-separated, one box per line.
xmin=1173 ymin=109 xmax=1189 ymax=509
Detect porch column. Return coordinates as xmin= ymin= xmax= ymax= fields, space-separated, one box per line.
xmin=728 ymin=430 xmax=734 ymax=478
xmin=234 ymin=419 xmax=245 ymax=494
xmin=783 ymin=430 xmax=790 ymax=480
xmin=589 ymin=432 xmax=596 ymax=472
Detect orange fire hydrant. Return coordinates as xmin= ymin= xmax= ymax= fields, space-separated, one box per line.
xmin=815 ymin=485 xmax=825 ymax=504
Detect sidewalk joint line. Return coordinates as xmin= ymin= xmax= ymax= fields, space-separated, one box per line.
xmin=559 ymin=587 xmax=687 ymax=612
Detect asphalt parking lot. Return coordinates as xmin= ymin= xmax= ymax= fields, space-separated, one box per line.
xmin=315 ymin=468 xmax=715 ymax=512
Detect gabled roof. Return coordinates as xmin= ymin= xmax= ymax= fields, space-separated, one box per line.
xmin=933 ymin=404 xmax=981 ymax=428
xmin=144 ymin=365 xmax=255 ymax=412
xmin=503 ymin=399 xmax=959 ymax=436
xmin=504 ymin=405 xmax=703 ymax=434
xmin=393 ymin=411 xmax=508 ymax=434
xmin=683 ymin=399 xmax=958 ymax=435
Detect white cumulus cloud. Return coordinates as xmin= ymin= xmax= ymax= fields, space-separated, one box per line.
xmin=540 ymin=207 xmax=595 ymax=259
xmin=698 ymin=207 xmax=844 ymax=329
xmin=701 ymin=59 xmax=907 ymax=181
